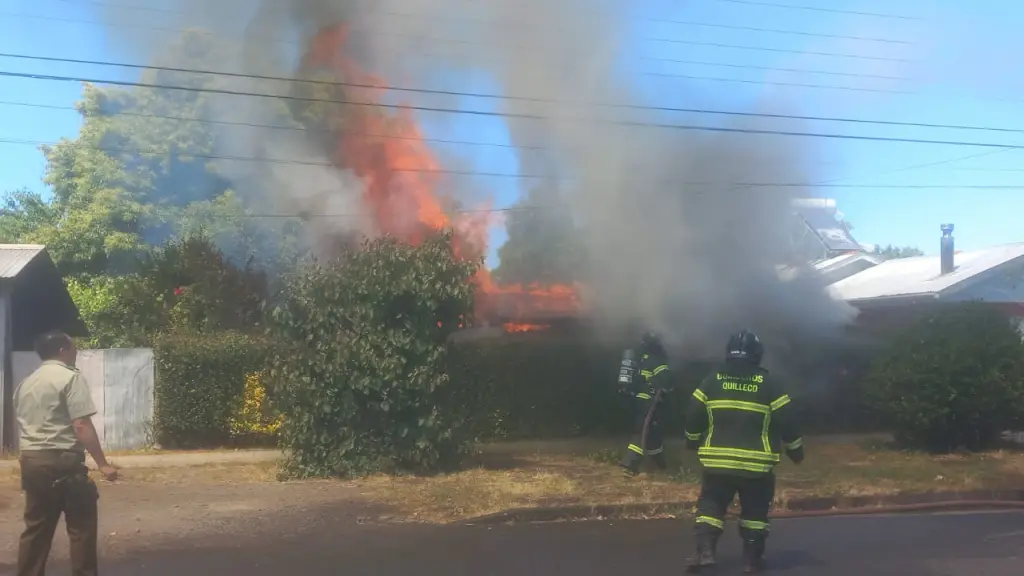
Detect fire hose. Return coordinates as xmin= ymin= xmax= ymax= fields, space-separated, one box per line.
xmin=639 ymin=388 xmax=664 ymax=457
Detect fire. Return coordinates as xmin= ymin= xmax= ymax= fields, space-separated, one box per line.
xmin=300 ymin=24 xmax=581 ymax=324
xmin=503 ymin=323 xmax=551 ymax=333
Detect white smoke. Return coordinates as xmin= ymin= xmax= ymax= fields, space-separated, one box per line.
xmin=97 ymin=0 xmax=863 ymax=370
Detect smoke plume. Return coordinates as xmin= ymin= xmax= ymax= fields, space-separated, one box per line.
xmin=98 ymin=0 xmax=860 ymax=370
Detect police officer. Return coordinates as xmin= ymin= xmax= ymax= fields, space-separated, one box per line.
xmin=683 ymin=330 xmax=804 ymax=573
xmin=14 ymin=330 xmax=118 ymax=576
xmin=619 ymin=331 xmax=674 ymax=476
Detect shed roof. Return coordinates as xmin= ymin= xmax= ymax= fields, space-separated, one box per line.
xmin=827 ymin=243 xmax=1024 ymax=303
xmin=0 ymin=244 xmax=45 ymax=278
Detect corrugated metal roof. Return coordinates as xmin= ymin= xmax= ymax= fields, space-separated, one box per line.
xmin=828 ymin=243 xmax=1024 ymax=302
xmin=0 ymin=244 xmax=45 ymax=279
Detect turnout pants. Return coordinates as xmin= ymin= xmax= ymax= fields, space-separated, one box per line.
xmin=693 ymin=471 xmax=775 ymax=542
xmin=18 ymin=450 xmax=99 ymax=576
xmin=619 ymin=401 xmax=666 ymax=473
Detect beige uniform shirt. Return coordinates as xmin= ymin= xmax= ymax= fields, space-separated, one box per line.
xmin=13 ymin=360 xmax=97 ymax=452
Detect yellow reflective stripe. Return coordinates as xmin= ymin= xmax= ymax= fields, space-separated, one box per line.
xmin=699 ymin=447 xmax=779 ymax=462
xmin=705 ymin=408 xmax=714 ymax=447
xmin=696 ymin=516 xmax=725 ymax=529
xmin=770 ymin=394 xmax=791 ymax=411
xmin=652 ymin=364 xmax=668 ymax=375
xmin=647 ymin=447 xmax=664 ymax=455
xmin=635 ymin=392 xmax=652 ymax=400
xmin=685 ymin=431 xmax=702 ymax=441
xmin=693 ymin=389 xmax=708 ymax=403
xmin=784 ymin=437 xmax=804 ymax=450
xmin=761 ymin=411 xmax=771 ymax=453
xmin=640 ymin=370 xmax=653 ymax=377
xmin=700 ymin=458 xmax=775 ymax=473
xmin=628 ymin=444 xmax=644 ymax=455
xmin=707 ymin=400 xmax=770 ymax=413
xmin=740 ymin=519 xmax=771 ymax=531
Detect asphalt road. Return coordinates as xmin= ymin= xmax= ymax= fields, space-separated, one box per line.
xmin=43 ymin=510 xmax=1024 ymax=575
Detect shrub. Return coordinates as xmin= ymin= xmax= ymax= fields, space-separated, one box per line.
xmin=864 ymin=302 xmax=1024 ymax=452
xmin=269 ymin=232 xmax=477 ymax=478
xmin=229 ymin=371 xmax=283 ymax=444
xmin=153 ymin=330 xmax=278 ymax=448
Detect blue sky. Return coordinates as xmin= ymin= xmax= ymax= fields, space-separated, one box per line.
xmin=3 ymin=0 xmax=1024 ymax=268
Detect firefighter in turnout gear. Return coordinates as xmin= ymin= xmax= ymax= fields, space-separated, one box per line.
xmin=683 ymin=330 xmax=804 ymax=573
xmin=619 ymin=332 xmax=674 ymax=476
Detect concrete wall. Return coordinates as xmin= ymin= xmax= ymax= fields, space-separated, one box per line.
xmin=12 ymin=348 xmax=154 ymax=451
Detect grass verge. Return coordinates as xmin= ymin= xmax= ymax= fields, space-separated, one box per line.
xmin=356 ymin=436 xmax=1024 ymax=523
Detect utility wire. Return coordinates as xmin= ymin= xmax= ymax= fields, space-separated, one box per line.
xmin=712 ymin=0 xmax=922 ymax=20
xmin=4 ymin=67 xmax=1024 ymax=137
xmin=61 ymin=0 xmax=913 ymax=44
xmin=3 ymin=8 xmax=912 ymax=63
xmin=3 ymin=136 xmax=1024 ymax=179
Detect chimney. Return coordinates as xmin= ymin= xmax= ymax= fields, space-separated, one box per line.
xmin=940 ymin=223 xmax=955 ymax=274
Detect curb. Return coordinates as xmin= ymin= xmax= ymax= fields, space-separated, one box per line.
xmin=463 ymin=489 xmax=1024 ymax=525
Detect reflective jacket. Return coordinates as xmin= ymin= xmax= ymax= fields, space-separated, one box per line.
xmin=626 ymin=351 xmax=674 ymax=403
xmin=683 ymin=361 xmax=803 ymax=476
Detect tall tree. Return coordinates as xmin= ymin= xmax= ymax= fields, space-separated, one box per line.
xmin=493 ymin=185 xmax=584 ymax=286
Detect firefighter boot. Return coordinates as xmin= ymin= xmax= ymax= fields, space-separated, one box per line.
xmin=686 ymin=532 xmax=719 ymax=572
xmin=742 ymin=535 xmax=767 ymax=573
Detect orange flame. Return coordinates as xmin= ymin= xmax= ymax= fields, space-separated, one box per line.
xmin=300 ymin=24 xmax=581 ymax=323
xmin=503 ymin=323 xmax=551 ymax=333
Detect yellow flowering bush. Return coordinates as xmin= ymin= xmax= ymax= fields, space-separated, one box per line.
xmin=230 ymin=371 xmax=283 ymax=439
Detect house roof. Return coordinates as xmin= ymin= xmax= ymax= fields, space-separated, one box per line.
xmin=827 ymin=242 xmax=1024 ymax=303
xmin=0 ymin=244 xmax=45 ymax=279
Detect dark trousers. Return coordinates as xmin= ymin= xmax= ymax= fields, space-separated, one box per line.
xmin=619 ymin=408 xmax=666 ymax=473
xmin=694 ymin=471 xmax=775 ymax=541
xmin=18 ymin=450 xmax=99 ymax=576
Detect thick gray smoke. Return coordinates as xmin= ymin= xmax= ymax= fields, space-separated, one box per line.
xmin=98 ymin=0 xmax=859 ymax=370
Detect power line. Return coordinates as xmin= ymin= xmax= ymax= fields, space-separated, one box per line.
xmin=711 ymin=0 xmax=923 ymax=20
xmin=4 ymin=65 xmax=1024 ymax=137
xmin=3 ymin=134 xmax=1024 ymax=178
xmin=56 ymin=0 xmax=916 ymax=43
xmin=0 ymin=52 xmax=915 ymax=99
xmin=3 ymin=8 xmax=912 ymax=64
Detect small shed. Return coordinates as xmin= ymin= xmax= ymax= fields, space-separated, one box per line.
xmin=0 ymin=245 xmax=88 ymax=450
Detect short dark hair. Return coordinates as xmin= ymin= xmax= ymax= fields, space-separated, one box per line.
xmin=34 ymin=330 xmax=72 ymax=360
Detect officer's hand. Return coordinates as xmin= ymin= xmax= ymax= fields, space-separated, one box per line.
xmin=787 ymin=450 xmax=804 ymax=465
xmin=99 ymin=465 xmax=119 ymax=482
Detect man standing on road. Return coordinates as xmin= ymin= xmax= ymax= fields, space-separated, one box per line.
xmin=683 ymin=330 xmax=804 ymax=573
xmin=14 ymin=330 xmax=118 ymax=576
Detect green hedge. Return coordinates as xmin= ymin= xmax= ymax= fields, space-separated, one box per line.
xmin=446 ymin=335 xmax=712 ymax=440
xmin=152 ymin=330 xmax=279 ymax=448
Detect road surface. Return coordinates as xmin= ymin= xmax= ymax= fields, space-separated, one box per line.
xmin=36 ymin=509 xmax=1023 ymax=575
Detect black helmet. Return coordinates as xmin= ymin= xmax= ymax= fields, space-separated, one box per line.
xmin=726 ymin=330 xmax=763 ymax=365
xmin=639 ymin=331 xmax=664 ymax=355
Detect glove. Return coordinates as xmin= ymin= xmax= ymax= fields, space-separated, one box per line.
xmin=786 ymin=447 xmax=805 ymax=465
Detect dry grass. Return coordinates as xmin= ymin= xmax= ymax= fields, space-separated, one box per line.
xmin=355 ymin=436 xmax=1024 ymax=523
xmin=0 ymin=461 xmax=279 ymax=487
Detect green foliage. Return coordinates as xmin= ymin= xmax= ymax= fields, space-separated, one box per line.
xmin=493 ymin=185 xmax=584 ymax=286
xmin=270 ymin=232 xmax=478 ymax=478
xmin=873 ymin=244 xmax=925 ymax=260
xmin=864 ymin=302 xmax=1024 ymax=452
xmin=65 ymin=275 xmax=160 ymax=348
xmin=153 ymin=330 xmax=279 ymax=448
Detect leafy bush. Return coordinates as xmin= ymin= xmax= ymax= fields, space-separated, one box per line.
xmin=153 ymin=330 xmax=279 ymax=448
xmin=229 ymin=371 xmax=283 ymax=444
xmin=864 ymin=302 xmax=1024 ymax=452
xmin=269 ymin=232 xmax=478 ymax=478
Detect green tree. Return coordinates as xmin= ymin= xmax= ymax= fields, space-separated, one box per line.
xmin=493 ymin=185 xmax=583 ymax=285
xmin=270 ymin=231 xmax=478 ymax=478
xmin=873 ymin=244 xmax=925 ymax=260
xmin=864 ymin=302 xmax=1024 ymax=452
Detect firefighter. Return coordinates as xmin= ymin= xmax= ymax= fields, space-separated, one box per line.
xmin=618 ymin=331 xmax=674 ymax=477
xmin=683 ymin=329 xmax=804 ymax=574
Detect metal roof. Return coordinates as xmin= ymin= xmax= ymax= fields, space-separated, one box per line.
xmin=827 ymin=242 xmax=1024 ymax=303
xmin=0 ymin=244 xmax=45 ymax=279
